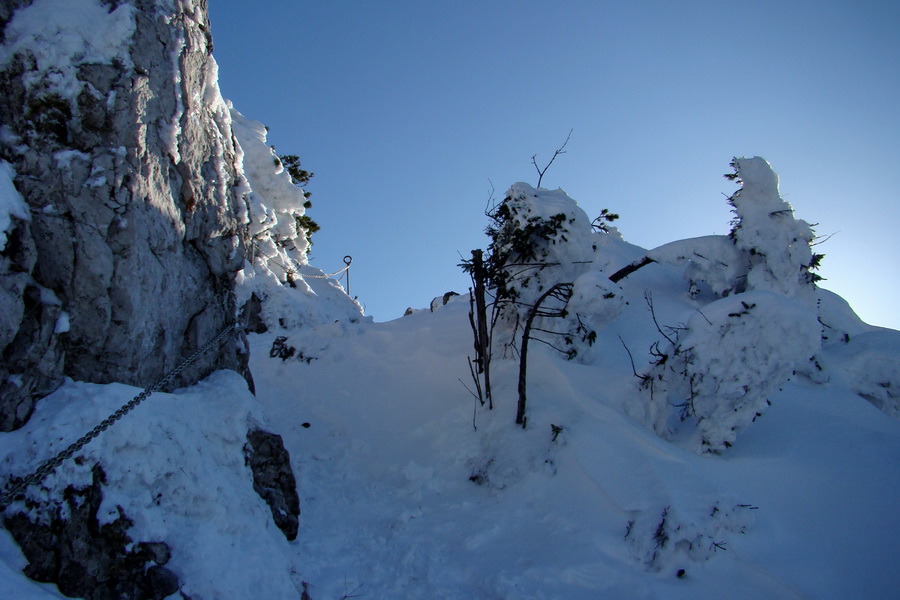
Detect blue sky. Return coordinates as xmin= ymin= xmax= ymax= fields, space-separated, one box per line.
xmin=209 ymin=0 xmax=899 ymax=328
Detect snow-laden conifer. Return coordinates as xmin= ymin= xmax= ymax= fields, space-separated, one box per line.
xmin=640 ymin=158 xmax=823 ymax=451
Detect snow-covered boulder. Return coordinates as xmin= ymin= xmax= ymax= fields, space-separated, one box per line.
xmin=1 ymin=371 xmax=302 ymax=599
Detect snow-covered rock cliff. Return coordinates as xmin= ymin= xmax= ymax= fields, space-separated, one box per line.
xmin=0 ymin=0 xmax=250 ymax=431
xmin=0 ymin=1 xmax=365 ymax=598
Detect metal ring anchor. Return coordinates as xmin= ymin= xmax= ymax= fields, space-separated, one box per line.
xmin=343 ymin=256 xmax=352 ymax=296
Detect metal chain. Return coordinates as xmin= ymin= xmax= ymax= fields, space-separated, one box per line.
xmin=0 ymin=321 xmax=239 ymax=511
xmin=251 ymin=241 xmax=351 ymax=280
xmin=304 ymin=256 xmax=353 ymax=281
xmin=297 ymin=264 xmax=350 ymax=279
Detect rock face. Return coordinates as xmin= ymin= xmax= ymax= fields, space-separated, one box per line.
xmin=4 ymin=464 xmax=182 ymax=600
xmin=0 ymin=3 xmax=308 ymax=597
xmin=0 ymin=0 xmax=251 ymax=431
xmin=245 ymin=428 xmax=301 ymax=541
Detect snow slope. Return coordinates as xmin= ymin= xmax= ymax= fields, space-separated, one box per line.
xmin=236 ymin=280 xmax=899 ymax=600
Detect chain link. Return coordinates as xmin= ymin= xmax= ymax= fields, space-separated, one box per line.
xmin=295 ymin=264 xmax=350 ymax=279
xmin=251 ymin=241 xmax=350 ymax=280
xmin=0 ymin=321 xmax=239 ymax=511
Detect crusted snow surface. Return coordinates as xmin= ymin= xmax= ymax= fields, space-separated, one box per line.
xmin=234 ymin=254 xmax=365 ymax=330
xmin=824 ymin=328 xmax=900 ymax=418
xmin=240 ymin=296 xmax=897 ymax=599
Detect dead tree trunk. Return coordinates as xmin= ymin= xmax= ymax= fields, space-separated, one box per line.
xmin=609 ymin=256 xmax=655 ymax=283
xmin=473 ymin=250 xmax=493 ymax=409
xmin=466 ymin=250 xmax=493 ymax=409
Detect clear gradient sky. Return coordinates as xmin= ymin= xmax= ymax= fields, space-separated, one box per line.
xmin=208 ymin=0 xmax=899 ymax=328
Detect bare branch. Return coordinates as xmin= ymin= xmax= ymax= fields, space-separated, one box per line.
xmin=694 ymin=308 xmax=713 ymax=326
xmin=458 ymin=376 xmax=480 ymax=402
xmin=532 ymin=129 xmax=573 ymax=188
xmin=811 ymin=231 xmax=838 ymax=246
xmin=530 ymin=336 xmax=573 ymax=355
xmin=618 ymin=334 xmax=641 ymax=379
xmin=645 ymin=291 xmax=676 ymax=346
xmin=484 ymin=179 xmax=498 ymax=217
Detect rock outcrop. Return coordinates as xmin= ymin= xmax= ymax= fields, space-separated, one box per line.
xmin=3 ymin=464 xmax=182 ymax=600
xmin=0 ymin=0 xmax=251 ymax=431
xmin=245 ymin=428 xmax=301 ymax=541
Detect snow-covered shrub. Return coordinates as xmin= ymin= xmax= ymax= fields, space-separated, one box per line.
xmin=486 ymin=184 xmax=594 ymax=308
xmin=634 ymin=158 xmax=825 ymax=451
xmin=463 ymin=183 xmax=628 ymax=424
xmin=481 ymin=183 xmax=624 ymax=359
xmin=625 ymin=501 xmax=754 ymax=572
xmin=641 ymin=291 xmax=821 ymax=452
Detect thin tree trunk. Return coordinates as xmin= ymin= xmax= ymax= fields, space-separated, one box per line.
xmin=472 ymin=250 xmax=493 ymax=409
xmin=516 ymin=284 xmax=569 ymax=427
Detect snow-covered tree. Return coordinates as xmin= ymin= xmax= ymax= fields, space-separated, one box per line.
xmin=649 ymin=156 xmax=820 ymax=304
xmin=464 ymin=183 xmax=626 ymax=424
xmin=636 ymin=157 xmax=823 ymax=451
xmin=481 ymin=183 xmax=623 ymax=358
xmin=639 ymin=291 xmax=821 ymax=452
